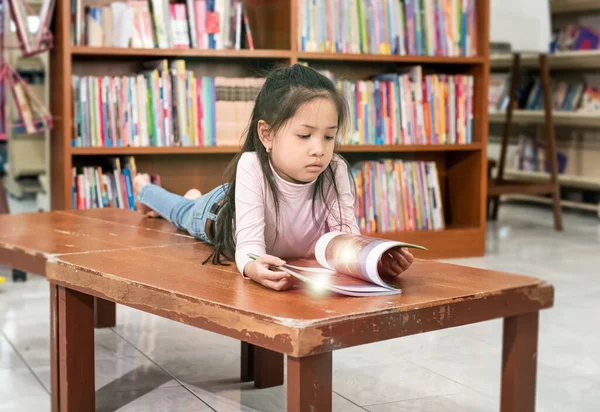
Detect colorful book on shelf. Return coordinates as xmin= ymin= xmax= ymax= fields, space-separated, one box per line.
xmin=333 ymin=67 xmax=473 ymax=145
xmin=73 ymin=0 xmax=253 ymax=50
xmin=298 ymin=0 xmax=476 ymax=56
xmin=71 ymin=156 xmax=157 ymax=211
xmin=352 ymin=159 xmax=444 ymax=234
xmin=248 ymin=231 xmax=426 ymax=297
xmin=72 ymin=68 xmax=267 ymax=148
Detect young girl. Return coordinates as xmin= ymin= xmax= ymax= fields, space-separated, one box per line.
xmin=134 ymin=64 xmax=413 ymax=291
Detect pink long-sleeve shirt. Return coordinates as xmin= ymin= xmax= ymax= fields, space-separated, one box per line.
xmin=234 ymin=152 xmax=360 ymax=275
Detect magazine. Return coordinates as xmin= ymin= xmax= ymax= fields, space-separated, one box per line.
xmin=248 ymin=231 xmax=427 ymax=297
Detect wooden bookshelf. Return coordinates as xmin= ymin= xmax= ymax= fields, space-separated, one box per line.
xmin=50 ymin=0 xmax=490 ymax=259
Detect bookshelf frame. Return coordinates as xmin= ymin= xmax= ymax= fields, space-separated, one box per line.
xmin=50 ymin=0 xmax=490 ymax=259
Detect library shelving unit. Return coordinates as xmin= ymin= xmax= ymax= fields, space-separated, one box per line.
xmin=488 ymin=0 xmax=600 ymax=218
xmin=50 ymin=0 xmax=491 ymax=259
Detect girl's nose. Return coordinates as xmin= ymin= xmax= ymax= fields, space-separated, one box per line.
xmin=310 ymin=137 xmax=325 ymax=156
xmin=310 ymin=143 xmax=324 ymax=156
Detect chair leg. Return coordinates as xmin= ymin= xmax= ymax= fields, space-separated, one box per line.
xmin=490 ymin=196 xmax=500 ymax=220
xmin=539 ymin=54 xmax=564 ymax=232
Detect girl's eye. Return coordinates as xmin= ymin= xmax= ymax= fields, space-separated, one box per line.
xmin=298 ymin=134 xmax=311 ymax=139
xmin=325 ymin=135 xmax=335 ymax=140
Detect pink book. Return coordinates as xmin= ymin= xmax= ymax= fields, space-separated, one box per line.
xmin=108 ymin=77 xmax=117 ymax=147
xmin=177 ymin=4 xmax=191 ymax=48
xmin=195 ymin=0 xmax=207 ymax=49
xmin=169 ymin=4 xmax=179 ymax=47
xmin=196 ymin=78 xmax=203 ymax=146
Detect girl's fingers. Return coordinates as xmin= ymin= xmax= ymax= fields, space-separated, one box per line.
xmin=258 ymin=269 xmax=291 ymax=282
xmin=380 ymin=258 xmax=397 ymax=277
xmin=400 ymin=248 xmax=414 ymax=264
xmin=263 ymin=276 xmax=294 ymax=291
xmin=258 ymin=254 xmax=286 ymax=267
xmin=391 ymin=249 xmax=411 ymax=271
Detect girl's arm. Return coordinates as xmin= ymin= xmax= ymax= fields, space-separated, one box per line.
xmin=235 ymin=153 xmax=294 ymax=290
xmin=326 ymin=157 xmax=361 ymax=234
xmin=235 ymin=153 xmax=268 ymax=276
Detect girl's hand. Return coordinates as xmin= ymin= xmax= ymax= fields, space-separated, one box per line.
xmin=244 ymin=254 xmax=294 ymax=291
xmin=378 ymin=247 xmax=414 ymax=278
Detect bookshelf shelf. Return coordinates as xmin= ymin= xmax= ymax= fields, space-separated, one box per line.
xmin=489 ymin=110 xmax=600 ymax=128
xmin=296 ymin=52 xmax=485 ymax=65
xmin=71 ymin=47 xmax=486 ymax=65
xmin=491 ymin=50 xmax=600 ymax=70
xmin=503 ymin=194 xmax=600 ymax=218
xmin=550 ymin=0 xmax=600 ymax=14
xmin=504 ymin=169 xmax=600 ymax=191
xmin=71 ymin=46 xmax=293 ymax=60
xmin=70 ymin=143 xmax=483 ymax=156
xmin=51 ymin=0 xmax=490 ymax=259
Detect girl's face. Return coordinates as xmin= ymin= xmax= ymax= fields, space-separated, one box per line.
xmin=260 ymin=98 xmax=338 ymax=184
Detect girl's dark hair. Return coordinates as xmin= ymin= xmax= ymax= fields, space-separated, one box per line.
xmin=205 ymin=63 xmax=352 ymax=266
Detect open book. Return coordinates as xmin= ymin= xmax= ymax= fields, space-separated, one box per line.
xmin=248 ymin=232 xmax=427 ymax=297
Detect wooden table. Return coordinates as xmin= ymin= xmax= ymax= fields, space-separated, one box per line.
xmin=1 ymin=209 xmax=554 ymax=412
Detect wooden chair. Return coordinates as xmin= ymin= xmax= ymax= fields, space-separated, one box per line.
xmin=488 ymin=53 xmax=563 ymax=230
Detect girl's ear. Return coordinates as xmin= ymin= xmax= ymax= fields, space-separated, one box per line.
xmin=257 ymin=120 xmax=273 ymax=151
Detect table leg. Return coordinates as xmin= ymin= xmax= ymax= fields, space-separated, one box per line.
xmin=240 ymin=342 xmax=254 ymax=382
xmin=240 ymin=342 xmax=284 ymax=388
xmin=57 ymin=286 xmax=95 ymax=412
xmin=254 ymin=346 xmax=284 ymax=388
xmin=288 ymin=353 xmax=332 ymax=412
xmin=50 ymin=284 xmax=59 ymax=412
xmin=501 ymin=311 xmax=539 ymax=412
xmin=94 ymin=297 xmax=116 ymax=328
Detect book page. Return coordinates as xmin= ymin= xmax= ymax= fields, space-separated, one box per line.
xmin=314 ymin=232 xmax=426 ymax=288
xmin=281 ymin=258 xmax=400 ymax=296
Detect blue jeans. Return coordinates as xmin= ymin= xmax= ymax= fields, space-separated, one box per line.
xmin=138 ymin=183 xmax=229 ymax=243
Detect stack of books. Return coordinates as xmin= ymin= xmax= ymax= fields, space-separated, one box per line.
xmin=338 ymin=67 xmax=474 ymax=145
xmin=214 ymin=77 xmax=264 ymax=146
xmin=71 ymin=156 xmax=160 ymax=210
xmin=298 ymin=0 xmax=477 ymax=56
xmin=72 ymin=60 xmax=215 ymax=147
xmin=71 ymin=60 xmax=264 ymax=148
xmin=76 ymin=0 xmax=254 ymax=50
xmin=352 ymin=159 xmax=444 ymax=233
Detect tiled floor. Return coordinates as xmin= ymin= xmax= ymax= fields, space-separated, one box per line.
xmin=1 ymin=204 xmax=599 ymax=411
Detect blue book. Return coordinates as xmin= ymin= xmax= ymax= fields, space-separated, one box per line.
xmin=122 ymin=168 xmax=136 ymax=211
xmin=374 ymin=81 xmax=382 ymax=145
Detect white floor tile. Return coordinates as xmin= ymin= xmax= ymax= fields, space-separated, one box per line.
xmin=184 ymin=381 xmax=366 ymax=412
xmin=0 ymin=394 xmax=50 ymax=412
xmin=333 ymin=359 xmax=465 ymax=406
xmin=32 ymin=356 xmax=180 ymax=393
xmin=96 ymin=386 xmax=212 ymax=412
xmin=0 ymin=368 xmax=47 ymax=402
xmin=364 ymin=389 xmax=497 ymax=412
xmin=0 ymin=334 xmax=26 ymax=370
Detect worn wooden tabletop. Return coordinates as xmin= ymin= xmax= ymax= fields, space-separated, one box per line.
xmin=1 ymin=209 xmax=554 ymax=357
